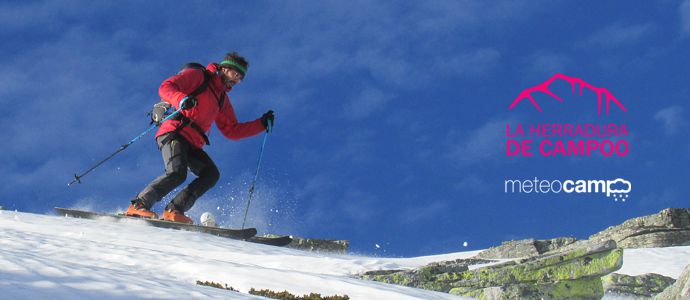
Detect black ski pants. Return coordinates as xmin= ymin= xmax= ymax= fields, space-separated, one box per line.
xmin=137 ymin=133 xmax=219 ymax=212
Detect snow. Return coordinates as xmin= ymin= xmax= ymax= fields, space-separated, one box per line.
xmin=615 ymin=246 xmax=690 ymax=278
xmin=1 ymin=210 xmax=689 ymax=299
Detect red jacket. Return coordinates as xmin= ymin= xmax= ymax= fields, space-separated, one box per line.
xmin=155 ymin=63 xmax=265 ymax=149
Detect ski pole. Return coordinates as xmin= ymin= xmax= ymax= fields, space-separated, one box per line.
xmin=68 ymin=98 xmax=189 ymax=186
xmin=241 ymin=123 xmax=271 ymax=229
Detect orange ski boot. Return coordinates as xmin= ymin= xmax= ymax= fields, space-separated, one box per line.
xmin=163 ymin=208 xmax=193 ymax=224
xmin=125 ymin=200 xmax=158 ymax=219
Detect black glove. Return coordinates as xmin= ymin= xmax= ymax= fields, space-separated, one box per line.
xmin=181 ymin=97 xmax=197 ymax=110
xmin=150 ymin=101 xmax=171 ymax=125
xmin=260 ymin=110 xmax=274 ymax=132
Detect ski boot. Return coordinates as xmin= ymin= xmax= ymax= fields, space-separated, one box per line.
xmin=162 ymin=207 xmax=193 ymax=224
xmin=125 ymin=199 xmax=158 ymax=219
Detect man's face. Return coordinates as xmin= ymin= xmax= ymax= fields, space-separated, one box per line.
xmin=221 ymin=67 xmax=244 ymax=89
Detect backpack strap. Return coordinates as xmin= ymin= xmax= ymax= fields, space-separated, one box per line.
xmin=160 ymin=114 xmax=211 ymax=146
xmin=160 ymin=62 xmax=228 ymax=146
xmin=181 ymin=62 xmax=224 ymax=108
xmin=162 ymin=63 xmax=213 ymax=146
xmin=181 ymin=63 xmax=211 ymax=99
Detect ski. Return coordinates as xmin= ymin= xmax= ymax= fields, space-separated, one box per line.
xmin=54 ymin=207 xmax=257 ymax=240
xmin=248 ymin=235 xmax=293 ymax=247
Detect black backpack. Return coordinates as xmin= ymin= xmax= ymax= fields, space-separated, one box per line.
xmin=178 ymin=62 xmax=212 ymax=101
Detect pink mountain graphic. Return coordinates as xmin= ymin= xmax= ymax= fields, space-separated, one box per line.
xmin=508 ymin=73 xmax=627 ymax=115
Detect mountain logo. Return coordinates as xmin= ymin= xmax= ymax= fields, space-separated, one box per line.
xmin=509 ymin=73 xmax=627 ymax=115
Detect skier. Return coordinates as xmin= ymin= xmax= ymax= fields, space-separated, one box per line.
xmin=125 ymin=52 xmax=274 ymax=224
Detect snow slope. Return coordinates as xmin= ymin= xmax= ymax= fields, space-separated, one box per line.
xmin=1 ymin=210 xmax=689 ymax=299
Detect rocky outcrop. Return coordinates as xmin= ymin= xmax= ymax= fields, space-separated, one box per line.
xmin=299 ymin=207 xmax=688 ymax=254
xmin=363 ymin=240 xmax=622 ymax=299
xmin=477 ymin=237 xmax=577 ymax=259
xmin=476 ymin=208 xmax=690 ymax=259
xmin=534 ymin=237 xmax=579 ymax=253
xmin=603 ymin=273 xmax=675 ymax=298
xmin=654 ymin=264 xmax=690 ymax=300
xmin=361 ymin=258 xmax=495 ymax=288
xmin=450 ymin=241 xmax=623 ymax=299
xmin=359 ymin=208 xmax=690 ymax=298
xmin=286 ymin=236 xmax=349 ymax=253
xmin=589 ymin=208 xmax=690 ymax=248
xmin=476 ymin=239 xmax=539 ymax=259
xmin=459 ymin=277 xmax=604 ymax=300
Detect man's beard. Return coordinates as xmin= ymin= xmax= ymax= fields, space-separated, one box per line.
xmin=222 ymin=75 xmax=237 ymax=88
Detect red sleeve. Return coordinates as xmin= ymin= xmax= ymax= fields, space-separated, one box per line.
xmin=215 ymin=96 xmax=266 ymax=141
xmin=158 ymin=69 xmax=205 ymax=108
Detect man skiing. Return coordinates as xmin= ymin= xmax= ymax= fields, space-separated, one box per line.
xmin=125 ymin=52 xmax=274 ymax=224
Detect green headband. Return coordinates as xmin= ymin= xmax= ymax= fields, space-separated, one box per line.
xmin=219 ymin=60 xmax=247 ymax=75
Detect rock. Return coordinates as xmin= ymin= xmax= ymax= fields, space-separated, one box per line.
xmin=544 ymin=239 xmax=620 ymax=256
xmin=260 ymin=234 xmax=348 ymax=253
xmin=615 ymin=231 xmax=690 ymax=249
xmin=603 ymin=273 xmax=675 ymax=298
xmin=426 ymin=258 xmax=497 ymax=273
xmin=285 ymin=236 xmax=349 ymax=253
xmin=361 ymin=258 xmax=495 ymax=289
xmin=535 ymin=237 xmax=579 ymax=253
xmin=451 ymin=240 xmax=621 ymax=289
xmin=477 ymin=237 xmax=578 ymax=259
xmin=457 ymin=277 xmax=604 ymax=300
xmin=589 ymin=208 xmax=690 ymax=249
xmin=478 ymin=208 xmax=690 ymax=260
xmin=476 ymin=238 xmax=539 ymax=259
xmin=364 ymin=240 xmax=623 ymax=299
xmin=360 ymin=209 xmax=690 ymax=298
xmin=654 ymin=264 xmax=690 ymax=300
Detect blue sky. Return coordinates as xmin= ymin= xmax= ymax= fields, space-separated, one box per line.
xmin=1 ymin=1 xmax=689 ymax=256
